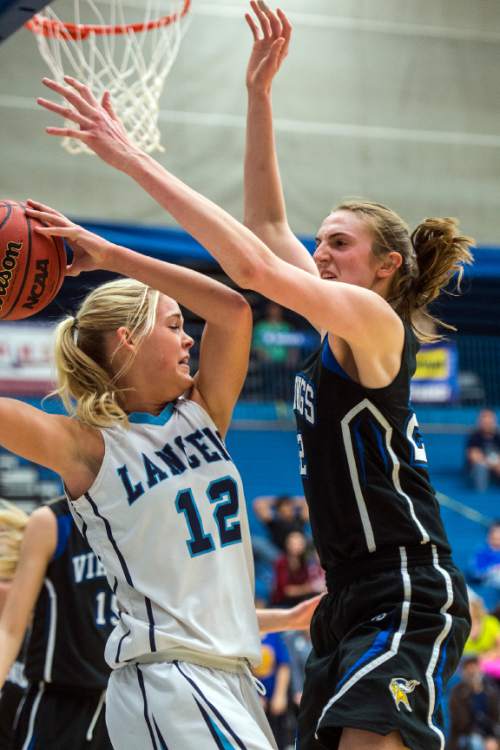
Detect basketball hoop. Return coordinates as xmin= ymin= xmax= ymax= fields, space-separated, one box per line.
xmin=26 ymin=0 xmax=191 ymax=155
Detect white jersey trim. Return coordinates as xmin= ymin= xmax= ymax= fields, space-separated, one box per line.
xmin=42 ymin=579 xmax=57 ymax=683
xmin=425 ymin=545 xmax=454 ymax=750
xmin=21 ymin=682 xmax=44 ymax=750
xmin=341 ymin=398 xmax=430 ymax=553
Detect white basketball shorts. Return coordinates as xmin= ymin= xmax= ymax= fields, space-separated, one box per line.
xmin=105 ymin=659 xmax=278 ymax=749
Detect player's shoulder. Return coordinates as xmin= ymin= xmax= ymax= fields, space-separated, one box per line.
xmin=22 ymin=505 xmax=58 ymax=558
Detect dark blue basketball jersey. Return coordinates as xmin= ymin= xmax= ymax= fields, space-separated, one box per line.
xmin=25 ymin=497 xmax=113 ymax=690
xmin=293 ymin=325 xmax=451 ymax=572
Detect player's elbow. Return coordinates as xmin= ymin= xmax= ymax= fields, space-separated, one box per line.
xmin=235 ymin=254 xmax=277 ymax=296
xmin=227 ymin=291 xmax=253 ymax=328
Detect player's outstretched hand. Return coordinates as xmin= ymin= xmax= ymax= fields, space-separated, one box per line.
xmin=37 ymin=76 xmax=142 ymax=172
xmin=285 ymin=594 xmax=323 ymax=630
xmin=25 ymin=200 xmax=114 ymax=277
xmin=245 ymin=1 xmax=292 ymax=94
xmin=256 ymin=593 xmax=323 ymax=634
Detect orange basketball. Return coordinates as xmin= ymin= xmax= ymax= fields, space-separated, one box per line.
xmin=0 ymin=201 xmax=66 ymax=320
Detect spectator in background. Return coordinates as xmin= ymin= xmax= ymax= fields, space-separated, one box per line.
xmin=252 ymin=302 xmax=299 ymax=400
xmin=252 ymin=495 xmax=310 ymax=603
xmin=468 ymin=523 xmax=500 ymax=612
xmin=283 ymin=629 xmax=312 ymax=711
xmin=272 ymin=531 xmax=321 ymax=608
xmin=463 ymin=594 xmax=500 ymax=660
xmin=254 ymin=494 xmax=309 ymax=555
xmin=466 ymin=410 xmax=500 ymax=492
xmin=253 ymin=600 xmax=292 ymax=750
xmin=448 ymin=654 xmax=500 ymax=750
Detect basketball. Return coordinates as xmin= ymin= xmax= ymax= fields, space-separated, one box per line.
xmin=0 ymin=200 xmax=66 ymax=320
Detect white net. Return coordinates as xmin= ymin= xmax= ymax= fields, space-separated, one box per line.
xmin=27 ymin=0 xmax=191 ymax=154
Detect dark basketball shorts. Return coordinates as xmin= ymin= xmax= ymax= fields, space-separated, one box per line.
xmin=12 ymin=682 xmax=112 ymax=750
xmin=0 ymin=680 xmax=25 ymax=750
xmin=297 ymin=545 xmax=471 ymax=750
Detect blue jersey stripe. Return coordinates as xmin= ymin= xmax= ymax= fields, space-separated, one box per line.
xmin=321 ymin=337 xmax=351 ymax=381
xmin=336 ymin=625 xmax=394 ymax=692
xmin=369 ymin=418 xmax=390 ymax=474
xmin=195 ymin=696 xmax=235 ymax=749
xmin=432 ymin=632 xmax=450 ymax=728
xmin=136 ymin=665 xmax=158 ymax=750
xmin=53 ymin=513 xmax=73 ymax=560
xmin=174 ymin=661 xmax=247 ymax=750
xmin=84 ymin=493 xmax=134 ymax=587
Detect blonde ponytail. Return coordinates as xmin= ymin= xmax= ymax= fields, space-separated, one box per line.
xmin=52 ymin=278 xmax=160 ymax=428
xmin=0 ymin=500 xmax=29 ymax=579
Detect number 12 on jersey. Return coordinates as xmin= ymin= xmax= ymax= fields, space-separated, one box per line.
xmin=175 ymin=476 xmax=242 ymax=557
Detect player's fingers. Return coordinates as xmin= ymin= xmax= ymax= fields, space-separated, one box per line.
xmin=42 ymin=78 xmax=97 ymax=118
xmin=258 ymin=0 xmax=282 ymax=39
xmin=276 ymin=9 xmax=292 ymax=55
xmin=63 ymin=75 xmax=100 ymax=108
xmin=28 ymin=212 xmax=72 ymax=229
xmin=26 ymin=199 xmax=63 ymax=216
xmin=101 ymin=90 xmax=119 ymax=121
xmin=34 ymin=225 xmax=75 ymax=238
xmin=251 ymin=0 xmax=272 ymax=39
xmin=25 ymin=205 xmax=70 ymax=224
xmin=37 ymin=97 xmax=94 ymax=128
xmin=245 ymin=13 xmax=260 ymax=42
xmin=45 ymin=126 xmax=90 ymax=141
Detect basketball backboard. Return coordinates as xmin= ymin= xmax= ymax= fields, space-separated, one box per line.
xmin=0 ymin=0 xmax=48 ymax=42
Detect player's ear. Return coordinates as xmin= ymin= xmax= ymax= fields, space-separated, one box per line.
xmin=116 ymin=326 xmax=135 ymax=350
xmin=377 ymin=251 xmax=403 ymax=279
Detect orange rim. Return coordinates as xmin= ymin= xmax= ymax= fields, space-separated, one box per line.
xmin=25 ymin=0 xmax=190 ymax=40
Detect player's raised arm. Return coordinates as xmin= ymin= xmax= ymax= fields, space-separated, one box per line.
xmin=36 ymin=77 xmax=472 ymax=385
xmin=36 ymin=78 xmax=399 ymax=351
xmin=0 ymin=398 xmax=97 ymax=484
xmin=244 ymin=2 xmax=318 ymax=276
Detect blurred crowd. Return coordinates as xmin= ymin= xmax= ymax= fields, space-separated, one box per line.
xmin=250 ymin=489 xmax=500 ymax=750
xmin=251 ymin=493 xmax=324 ymax=749
xmin=448 ymin=586 xmax=500 ymax=750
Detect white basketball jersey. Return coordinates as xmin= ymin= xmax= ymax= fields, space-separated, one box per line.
xmin=68 ymin=398 xmax=261 ymax=669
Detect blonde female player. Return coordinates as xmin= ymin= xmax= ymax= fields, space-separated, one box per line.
xmin=36 ymin=29 xmax=472 ymax=746
xmin=0 ymin=203 xmax=303 ymax=749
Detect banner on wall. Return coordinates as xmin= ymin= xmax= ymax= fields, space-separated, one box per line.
xmin=0 ymin=324 xmax=56 ymax=396
xmin=410 ymin=341 xmax=459 ymax=404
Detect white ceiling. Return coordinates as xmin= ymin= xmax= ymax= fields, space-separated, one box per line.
xmin=1 ymin=0 xmax=500 ymax=243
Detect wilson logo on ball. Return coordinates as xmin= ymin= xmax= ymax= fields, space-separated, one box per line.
xmin=23 ymin=259 xmax=50 ymax=311
xmin=0 ymin=241 xmax=21 ymax=311
xmin=0 ymin=201 xmax=66 ymax=320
